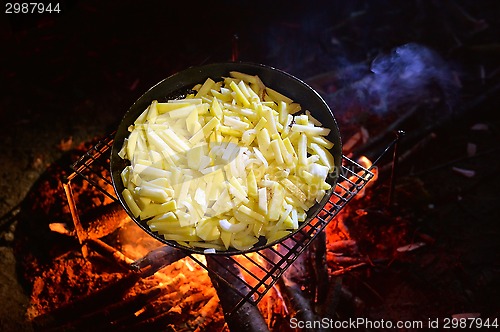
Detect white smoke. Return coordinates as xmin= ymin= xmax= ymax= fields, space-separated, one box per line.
xmin=332 ymin=43 xmax=460 ymax=115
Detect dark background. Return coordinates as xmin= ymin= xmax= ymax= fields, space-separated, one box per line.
xmin=1 ymin=0 xmax=499 ymax=330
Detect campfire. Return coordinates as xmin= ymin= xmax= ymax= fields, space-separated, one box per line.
xmin=13 ymin=124 xmax=386 ymax=331
xmin=12 ymin=37 xmax=478 ymax=331
xmin=16 ymin=47 xmax=446 ymax=327
xmin=3 ymin=1 xmax=500 ymax=331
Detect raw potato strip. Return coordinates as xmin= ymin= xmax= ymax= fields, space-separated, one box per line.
xmin=119 ymin=71 xmax=336 ymax=251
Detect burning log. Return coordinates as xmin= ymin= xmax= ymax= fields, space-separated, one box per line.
xmin=114 ymin=276 xmax=218 ymax=331
xmin=82 ymin=202 xmax=129 ymax=239
xmin=206 ymin=255 xmax=270 ymax=332
xmin=277 ymin=275 xmax=318 ymax=329
xmin=31 ymin=250 xmax=216 ymax=331
xmin=86 ymin=237 xmax=135 ymax=270
xmin=131 ymin=245 xmax=189 ymax=277
xmin=190 ymin=295 xmax=220 ymax=331
xmin=342 ymin=127 xmax=369 ymax=154
xmin=62 ymin=179 xmax=89 ymax=257
xmin=62 ymin=179 xmax=129 ymax=258
xmin=327 ymin=239 xmax=358 ymax=253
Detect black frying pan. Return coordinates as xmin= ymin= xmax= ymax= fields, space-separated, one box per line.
xmin=110 ymin=62 xmax=342 ymax=255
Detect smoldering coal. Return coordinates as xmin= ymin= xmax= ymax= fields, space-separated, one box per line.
xmin=329 ymin=43 xmax=460 ymax=116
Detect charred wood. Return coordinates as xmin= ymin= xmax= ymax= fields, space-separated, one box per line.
xmin=307 ymin=231 xmax=330 ymax=315
xmin=330 ymin=262 xmax=367 ymax=276
xmin=115 ymin=310 xmax=178 ymax=332
xmin=38 ymin=286 xmax=164 ymax=332
xmin=327 ymin=254 xmax=362 ymax=265
xmin=32 ymin=247 xmax=197 ymax=331
xmin=131 ymin=245 xmax=189 ymax=277
xmin=206 ymin=256 xmax=269 ymax=332
xmin=62 ymin=179 xmax=89 ymax=257
xmin=327 ymin=239 xmax=358 ymax=254
xmin=277 ymin=275 xmax=318 ymax=330
xmin=317 ymin=276 xmax=343 ymax=319
xmin=32 ymin=272 xmax=141 ymax=330
xmin=265 ymin=235 xmax=331 ymax=332
xmin=337 ymin=285 xmax=365 ymax=318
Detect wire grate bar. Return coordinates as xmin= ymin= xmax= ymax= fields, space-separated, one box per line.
xmin=233 ymin=260 xmax=263 ymax=288
xmin=330 ymin=191 xmax=348 ymax=203
xmin=255 ymin=250 xmax=276 ymax=267
xmin=69 ymin=133 xmax=118 ymax=201
xmin=242 ymin=254 xmax=271 ymax=276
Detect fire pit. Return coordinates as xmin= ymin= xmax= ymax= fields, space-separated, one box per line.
xmin=9 ymin=122 xmax=384 ymax=330
xmin=58 ymin=126 xmax=380 ymax=325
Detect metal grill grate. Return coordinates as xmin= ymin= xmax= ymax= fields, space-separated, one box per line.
xmin=67 ymin=133 xmax=376 ymax=316
xmin=67 ymin=133 xmax=117 ymax=201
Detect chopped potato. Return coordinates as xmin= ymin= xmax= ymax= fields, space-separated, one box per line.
xmin=119 ymin=71 xmax=336 ymax=251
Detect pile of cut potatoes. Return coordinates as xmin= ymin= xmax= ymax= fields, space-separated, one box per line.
xmin=118 ymin=71 xmax=335 ymax=252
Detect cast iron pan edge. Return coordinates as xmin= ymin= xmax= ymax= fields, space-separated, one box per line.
xmin=110 ymin=62 xmax=342 ymax=255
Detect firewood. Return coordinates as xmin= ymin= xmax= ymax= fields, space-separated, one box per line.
xmin=48 ymin=222 xmax=72 ymax=236
xmin=206 ymin=256 xmax=270 ymax=332
xmin=330 ymin=262 xmax=367 ymax=276
xmin=396 ymin=242 xmax=426 ymax=253
xmin=263 ymin=236 xmax=329 ymax=331
xmin=86 ymin=237 xmax=134 ymax=270
xmin=62 ymin=180 xmax=89 ymax=257
xmin=327 ymin=239 xmax=358 ymax=253
xmin=337 ymin=285 xmax=365 ymax=316
xmin=131 ymin=245 xmax=188 ymax=277
xmin=317 ymin=276 xmax=343 ymax=318
xmin=82 ymin=201 xmax=129 ymax=239
xmin=28 ymin=245 xmax=195 ymax=330
xmin=32 ymin=272 xmax=141 ymax=330
xmin=277 ymin=275 xmax=318 ymax=328
xmin=189 ymin=294 xmax=220 ymax=330
xmin=308 ymin=231 xmax=330 ymax=315
xmin=327 ymin=253 xmax=362 ymax=265
xmin=452 ymin=166 xmax=476 ymax=178
xmin=39 ymin=286 xmax=164 ymax=331
xmin=342 ymin=131 xmax=362 ymax=154
xmin=182 ymin=288 xmax=216 ymax=305
xmin=119 ymin=275 xmax=219 ymax=331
